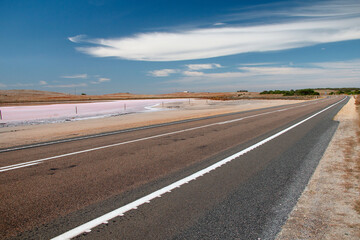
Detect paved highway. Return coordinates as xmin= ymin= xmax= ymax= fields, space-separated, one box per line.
xmin=0 ymin=96 xmax=347 ymax=239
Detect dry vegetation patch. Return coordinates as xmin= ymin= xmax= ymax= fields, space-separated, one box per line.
xmin=0 ymin=89 xmax=318 ymax=106
xmin=0 ymin=90 xmax=240 ymax=105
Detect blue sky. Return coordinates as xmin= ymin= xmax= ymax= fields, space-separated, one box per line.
xmin=0 ymin=0 xmax=359 ymax=94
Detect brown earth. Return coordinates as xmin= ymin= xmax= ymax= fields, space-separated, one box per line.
xmin=276 ymin=96 xmax=360 ymax=239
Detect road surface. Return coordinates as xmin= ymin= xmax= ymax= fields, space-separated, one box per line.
xmin=0 ymin=96 xmax=347 ymax=239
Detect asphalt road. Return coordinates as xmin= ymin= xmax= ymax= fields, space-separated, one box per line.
xmin=0 ymin=96 xmax=347 ymax=239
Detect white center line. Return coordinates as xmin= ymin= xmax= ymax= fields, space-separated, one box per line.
xmin=51 ymin=97 xmax=345 ymax=240
xmin=0 ymin=98 xmax=334 ymax=173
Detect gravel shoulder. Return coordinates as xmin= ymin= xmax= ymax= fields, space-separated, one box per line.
xmin=276 ymin=96 xmax=360 ymax=239
xmin=0 ymin=99 xmax=304 ymax=149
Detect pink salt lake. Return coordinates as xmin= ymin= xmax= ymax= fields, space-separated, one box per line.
xmin=0 ymin=99 xmax=186 ymax=125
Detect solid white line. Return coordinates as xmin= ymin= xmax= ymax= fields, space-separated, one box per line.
xmin=0 ymin=98 xmax=335 ymax=173
xmin=51 ymin=97 xmax=345 ymax=240
xmin=0 ymin=162 xmax=41 ymax=172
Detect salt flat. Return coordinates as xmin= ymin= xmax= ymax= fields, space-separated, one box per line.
xmin=0 ymin=99 xmax=305 ymax=149
xmin=0 ymin=99 xmax=187 ymax=125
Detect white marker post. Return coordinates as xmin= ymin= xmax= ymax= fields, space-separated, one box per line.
xmin=0 ymin=110 xmax=2 ymax=120
xmin=76 ymin=106 xmax=78 ymax=114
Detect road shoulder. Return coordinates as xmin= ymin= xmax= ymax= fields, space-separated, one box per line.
xmin=276 ymin=96 xmax=360 ymax=239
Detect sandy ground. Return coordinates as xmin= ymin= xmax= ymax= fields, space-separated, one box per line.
xmin=276 ymin=96 xmax=360 ymax=239
xmin=0 ymin=99 xmax=305 ymax=149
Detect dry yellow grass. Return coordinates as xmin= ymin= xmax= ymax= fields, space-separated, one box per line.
xmin=0 ymin=89 xmax=239 ymax=105
xmin=0 ymin=89 xmax=320 ymax=106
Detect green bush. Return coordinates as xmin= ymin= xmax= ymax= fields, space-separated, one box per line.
xmin=261 ymin=88 xmax=319 ymax=96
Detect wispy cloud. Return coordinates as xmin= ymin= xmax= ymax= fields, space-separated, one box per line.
xmin=149 ymin=69 xmax=178 ymax=77
xmin=186 ymin=63 xmax=222 ymax=70
xmin=13 ymin=83 xmax=35 ymax=87
xmin=69 ymin=1 xmax=360 ymax=61
xmin=149 ymin=63 xmax=222 ymax=77
xmin=238 ymin=62 xmax=278 ymax=66
xmin=183 ymin=71 xmax=205 ymax=76
xmin=91 ymin=77 xmax=111 ymax=84
xmin=98 ymin=77 xmax=110 ymax=82
xmin=61 ymin=74 xmax=88 ymax=79
xmin=165 ymin=59 xmax=360 ymax=91
xmin=225 ymin=0 xmax=360 ymax=23
xmin=45 ymin=83 xmax=88 ymax=88
xmin=68 ymin=35 xmax=87 ymax=43
xmin=279 ymin=0 xmax=360 ymax=18
xmin=39 ymin=81 xmax=47 ymax=85
xmin=0 ymin=82 xmax=34 ymax=88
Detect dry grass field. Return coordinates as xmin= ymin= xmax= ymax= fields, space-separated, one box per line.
xmin=0 ymin=90 xmax=237 ymax=105
xmin=0 ymin=89 xmax=323 ymax=106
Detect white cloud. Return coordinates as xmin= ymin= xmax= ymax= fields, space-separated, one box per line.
xmin=214 ymin=22 xmax=225 ymax=26
xmin=91 ymin=77 xmax=111 ymax=84
xmin=183 ymin=71 xmax=205 ymax=76
xmin=280 ymin=0 xmax=360 ymax=18
xmin=238 ymin=62 xmax=278 ymax=66
xmin=312 ymin=59 xmax=360 ymax=69
xmin=68 ymin=35 xmax=87 ymax=43
xmin=186 ymin=63 xmax=222 ymax=70
xmin=149 ymin=69 xmax=178 ymax=77
xmin=61 ymin=74 xmax=88 ymax=79
xmin=165 ymin=59 xmax=360 ymax=90
xmin=13 ymin=83 xmax=35 ymax=87
xmin=0 ymin=83 xmax=6 ymax=88
xmin=98 ymin=77 xmax=110 ymax=82
xmin=236 ymin=66 xmax=322 ymax=76
xmin=225 ymin=0 xmax=360 ymax=23
xmin=39 ymin=81 xmax=47 ymax=85
xmin=69 ymin=1 xmax=360 ymax=61
xmin=46 ymin=83 xmax=87 ymax=88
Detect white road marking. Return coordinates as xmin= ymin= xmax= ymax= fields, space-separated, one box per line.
xmin=51 ymin=97 xmax=346 ymax=240
xmin=0 ymin=97 xmax=336 ymax=173
xmin=1 ymin=162 xmax=41 ymax=171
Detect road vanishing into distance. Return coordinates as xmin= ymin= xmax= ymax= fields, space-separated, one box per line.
xmin=0 ymin=96 xmax=347 ymax=239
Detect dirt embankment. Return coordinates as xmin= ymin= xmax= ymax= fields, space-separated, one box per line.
xmin=276 ymin=96 xmax=360 ymax=239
